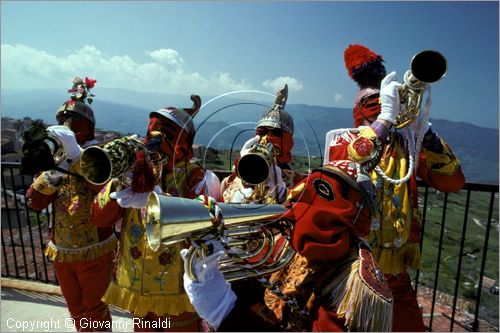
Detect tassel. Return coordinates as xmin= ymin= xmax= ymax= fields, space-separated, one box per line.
xmin=325 ymin=256 xmax=393 ymax=331
xmin=131 ymin=151 xmax=156 ymax=193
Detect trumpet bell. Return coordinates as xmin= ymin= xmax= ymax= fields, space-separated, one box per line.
xmin=236 ymin=141 xmax=274 ymax=185
xmin=411 ymin=50 xmax=447 ymax=84
xmin=79 ymin=136 xmax=144 ymax=185
xmin=79 ymin=146 xmax=113 ymax=185
xmin=395 ymin=50 xmax=447 ymax=129
xmin=237 ymin=153 xmax=270 ymax=185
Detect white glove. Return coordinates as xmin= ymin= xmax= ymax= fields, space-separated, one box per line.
xmin=181 ymin=247 xmax=236 ymax=330
xmin=378 ymin=71 xmax=403 ymax=125
xmin=193 ymin=170 xmax=223 ymax=202
xmin=110 ymin=185 xmax=162 ymax=209
xmin=43 ymin=160 xmax=70 ymax=187
xmin=46 ymin=125 xmax=82 ymax=163
xmin=230 ymin=187 xmax=253 ymax=203
xmin=240 ymin=135 xmax=260 ymax=157
xmin=266 ymin=165 xmax=286 ymax=202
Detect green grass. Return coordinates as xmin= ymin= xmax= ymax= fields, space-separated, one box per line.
xmin=418 ymin=189 xmax=499 ymax=326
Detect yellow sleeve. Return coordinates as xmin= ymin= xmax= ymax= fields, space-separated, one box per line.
xmin=32 ymin=172 xmax=64 ymax=195
xmin=422 ymin=138 xmax=461 ymax=175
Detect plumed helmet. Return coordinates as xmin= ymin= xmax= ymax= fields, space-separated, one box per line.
xmin=257 ymin=84 xmax=294 ymax=135
xmin=56 ymin=100 xmax=96 ymax=127
xmin=149 ymin=95 xmax=201 ymax=135
xmin=344 ymin=44 xmax=386 ymax=88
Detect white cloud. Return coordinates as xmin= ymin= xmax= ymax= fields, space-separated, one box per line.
xmin=1 ymin=44 xmax=252 ymax=95
xmin=146 ymin=49 xmax=184 ymax=69
xmin=333 ymin=92 xmax=344 ymax=104
xmin=262 ymin=76 xmax=303 ymax=92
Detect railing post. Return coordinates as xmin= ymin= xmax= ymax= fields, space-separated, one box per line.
xmin=472 ymin=191 xmax=496 ymax=332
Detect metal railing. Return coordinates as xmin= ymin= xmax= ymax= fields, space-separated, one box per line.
xmin=1 ymin=162 xmax=498 ymax=331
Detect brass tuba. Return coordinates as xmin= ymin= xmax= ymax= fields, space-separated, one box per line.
xmin=79 ymin=135 xmax=148 ymax=185
xmin=395 ymin=50 xmax=447 ymax=128
xmin=145 ymin=193 xmax=295 ymax=282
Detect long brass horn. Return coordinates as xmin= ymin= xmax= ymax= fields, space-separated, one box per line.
xmin=79 ymin=136 xmax=146 ymax=185
xmin=145 ymin=193 xmax=295 ymax=282
xmin=236 ymin=136 xmax=275 ymax=185
xmin=396 ymin=50 xmax=447 ymax=128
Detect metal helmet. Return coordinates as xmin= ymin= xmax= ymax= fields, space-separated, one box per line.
xmin=257 ymin=84 xmax=294 ymax=135
xmin=149 ymin=95 xmax=201 ymax=135
xmin=56 ymin=100 xmax=96 ymax=127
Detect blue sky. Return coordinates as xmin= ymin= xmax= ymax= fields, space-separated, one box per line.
xmin=1 ymin=1 xmax=499 ymax=128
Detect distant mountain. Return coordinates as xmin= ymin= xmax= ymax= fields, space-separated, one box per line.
xmin=2 ymin=89 xmax=498 ymax=184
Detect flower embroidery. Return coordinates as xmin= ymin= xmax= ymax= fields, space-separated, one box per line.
xmin=130 ymin=246 xmax=142 ymax=260
xmin=352 ymin=137 xmax=374 ymax=157
xmin=158 ymin=252 xmax=173 ymax=266
xmin=130 ymin=224 xmax=144 ymax=240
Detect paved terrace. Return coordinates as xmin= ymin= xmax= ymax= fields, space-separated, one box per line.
xmin=1 ymin=277 xmax=497 ymax=332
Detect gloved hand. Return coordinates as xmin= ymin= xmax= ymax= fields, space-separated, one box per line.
xmin=240 ymin=135 xmax=260 ymax=157
xmin=266 ymin=164 xmax=286 ymax=202
xmin=378 ymin=71 xmax=403 ymax=125
xmin=110 ymin=185 xmax=162 ymax=209
xmin=230 ymin=187 xmax=253 ymax=203
xmin=43 ymin=160 xmax=69 ymax=187
xmin=181 ymin=247 xmax=237 ymax=330
xmin=46 ymin=125 xmax=82 ymax=163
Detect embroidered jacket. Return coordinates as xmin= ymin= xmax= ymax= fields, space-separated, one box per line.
xmin=92 ymin=160 xmax=220 ymax=317
xmin=341 ymin=127 xmax=465 ymax=275
xmin=27 ymin=165 xmax=116 ymax=263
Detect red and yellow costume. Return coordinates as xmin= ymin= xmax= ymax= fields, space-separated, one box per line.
xmin=28 ymin=171 xmax=116 ymax=332
xmin=343 ymin=44 xmax=466 ymax=331
xmin=27 ymin=81 xmax=116 ymax=332
xmin=92 ymin=96 xmax=220 ymax=332
xmin=218 ymin=157 xmax=393 ymax=332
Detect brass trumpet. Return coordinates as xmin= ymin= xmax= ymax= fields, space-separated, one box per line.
xmin=236 ymin=136 xmax=275 ymax=186
xmin=145 ymin=193 xmax=295 ymax=282
xmin=396 ymin=50 xmax=447 ymax=128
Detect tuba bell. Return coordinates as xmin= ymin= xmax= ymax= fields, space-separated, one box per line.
xmin=79 ymin=135 xmax=148 ymax=185
xmin=145 ymin=192 xmax=295 ymax=282
xmin=395 ymin=50 xmax=447 ymax=128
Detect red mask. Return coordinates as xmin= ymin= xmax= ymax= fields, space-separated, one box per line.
xmin=59 ymin=114 xmax=95 ymax=145
xmin=146 ymin=117 xmax=193 ymax=170
xmin=256 ymin=126 xmax=294 ymax=164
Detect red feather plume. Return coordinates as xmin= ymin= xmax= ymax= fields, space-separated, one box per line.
xmin=344 ymin=44 xmax=380 ymax=78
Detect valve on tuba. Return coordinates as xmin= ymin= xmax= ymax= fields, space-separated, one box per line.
xmin=395 ymin=50 xmax=447 ymax=128
xmin=79 ymin=135 xmax=149 ymax=185
xmin=145 ymin=192 xmax=296 ymax=282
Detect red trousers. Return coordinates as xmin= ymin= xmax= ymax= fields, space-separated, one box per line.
xmin=54 ymin=253 xmax=113 ymax=332
xmin=386 ymin=273 xmax=426 ymax=332
xmin=133 ymin=312 xmax=200 ymax=332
